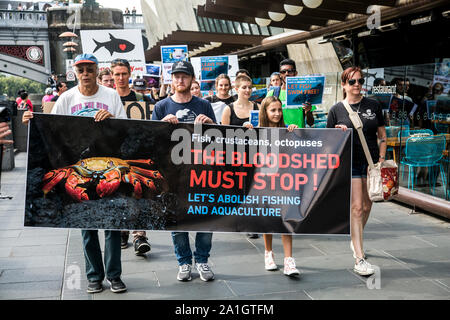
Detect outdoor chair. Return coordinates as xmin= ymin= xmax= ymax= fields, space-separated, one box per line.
xmin=400 ymin=134 xmax=447 ymax=195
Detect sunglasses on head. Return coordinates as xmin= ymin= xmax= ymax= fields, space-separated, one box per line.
xmin=111 ymin=58 xmax=130 ymax=66
xmin=280 ymin=69 xmax=296 ymax=74
xmin=348 ymin=78 xmax=365 ymax=86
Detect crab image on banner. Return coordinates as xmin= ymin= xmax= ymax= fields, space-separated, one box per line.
xmin=25 ymin=114 xmax=351 ymax=234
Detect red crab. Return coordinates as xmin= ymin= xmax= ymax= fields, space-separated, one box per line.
xmin=42 ymin=157 xmax=167 ymax=202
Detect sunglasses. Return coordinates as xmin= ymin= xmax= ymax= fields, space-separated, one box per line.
xmin=348 ymin=78 xmax=365 ymax=86
xmin=111 ymin=58 xmax=130 ymax=66
xmin=76 ymin=67 xmax=96 ymax=74
xmin=280 ymin=69 xmax=296 ymax=74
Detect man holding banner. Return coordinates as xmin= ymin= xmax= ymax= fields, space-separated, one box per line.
xmin=23 ymin=53 xmax=128 ymax=294
xmin=111 ymin=57 xmax=153 ymax=255
xmin=152 ymin=60 xmax=216 ymax=282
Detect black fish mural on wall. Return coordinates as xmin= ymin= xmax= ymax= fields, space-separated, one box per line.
xmin=93 ymin=34 xmax=135 ymax=55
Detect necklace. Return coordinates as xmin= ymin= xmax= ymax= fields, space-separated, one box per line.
xmin=350 ymin=99 xmax=363 ymax=114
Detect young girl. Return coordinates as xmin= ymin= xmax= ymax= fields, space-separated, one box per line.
xmin=221 ymin=75 xmax=259 ymax=126
xmin=252 ymin=96 xmax=300 ymax=276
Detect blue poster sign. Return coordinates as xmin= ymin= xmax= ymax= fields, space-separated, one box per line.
xmin=201 ymin=56 xmax=229 ymax=80
xmin=286 ymin=76 xmax=325 ymax=106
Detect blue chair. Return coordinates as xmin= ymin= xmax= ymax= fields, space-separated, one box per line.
xmin=400 ymin=135 xmax=447 ymax=195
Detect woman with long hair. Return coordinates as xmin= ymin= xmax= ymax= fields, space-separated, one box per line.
xmin=327 ymin=66 xmax=387 ymax=276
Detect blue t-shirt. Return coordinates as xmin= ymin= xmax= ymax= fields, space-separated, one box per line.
xmin=152 ymin=96 xmax=217 ymax=123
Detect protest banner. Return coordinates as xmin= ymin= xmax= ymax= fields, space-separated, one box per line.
xmin=286 ymin=76 xmax=325 ymax=107
xmin=41 ymin=101 xmax=154 ymax=119
xmin=160 ymin=45 xmax=188 ymax=84
xmin=25 ymin=114 xmax=351 ymax=234
xmin=80 ymin=29 xmax=146 ymax=79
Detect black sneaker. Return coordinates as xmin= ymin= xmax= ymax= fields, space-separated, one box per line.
xmin=247 ymin=233 xmax=259 ymax=239
xmin=121 ymin=232 xmax=129 ymax=249
xmin=134 ymin=236 xmax=151 ymax=256
xmin=86 ymin=280 xmax=103 ymax=294
xmin=107 ymin=278 xmax=127 ymax=293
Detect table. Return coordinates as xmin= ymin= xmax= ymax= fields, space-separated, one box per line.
xmin=386 ymin=133 xmax=450 ymax=163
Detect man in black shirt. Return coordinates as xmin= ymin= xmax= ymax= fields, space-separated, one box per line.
xmin=111 ymin=58 xmax=152 ymax=256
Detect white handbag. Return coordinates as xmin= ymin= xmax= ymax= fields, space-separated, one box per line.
xmin=342 ymin=100 xmax=398 ymax=201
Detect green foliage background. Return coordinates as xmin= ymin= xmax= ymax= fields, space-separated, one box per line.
xmin=0 ymin=74 xmax=46 ymax=100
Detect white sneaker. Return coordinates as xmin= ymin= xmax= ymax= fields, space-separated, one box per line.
xmin=264 ymin=251 xmax=278 ymax=271
xmin=283 ymin=257 xmax=300 ymax=276
xmin=353 ymin=258 xmax=375 ymax=276
xmin=350 ymin=241 xmax=366 ymax=259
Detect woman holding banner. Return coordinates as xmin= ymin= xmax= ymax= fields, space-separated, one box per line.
xmin=327 ymin=66 xmax=387 ymax=276
xmin=205 ymin=74 xmax=235 ymax=123
xmin=221 ymin=75 xmax=259 ymax=126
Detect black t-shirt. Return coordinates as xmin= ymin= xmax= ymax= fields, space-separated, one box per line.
xmin=50 ymin=95 xmax=59 ymax=102
xmin=327 ymin=97 xmax=385 ymax=165
xmin=120 ymin=91 xmax=154 ymax=104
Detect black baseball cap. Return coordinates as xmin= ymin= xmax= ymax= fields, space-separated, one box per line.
xmin=133 ymin=78 xmax=147 ymax=90
xmin=171 ymin=60 xmax=194 ymax=76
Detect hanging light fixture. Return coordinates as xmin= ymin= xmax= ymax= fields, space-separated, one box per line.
xmin=59 ymin=31 xmax=78 ymax=38
xmin=268 ymin=11 xmax=286 ymax=22
xmin=302 ymin=0 xmax=323 ymax=9
xmin=255 ymin=17 xmax=271 ymax=27
xmin=210 ymin=42 xmax=222 ymax=48
xmin=284 ymin=4 xmax=303 ymax=16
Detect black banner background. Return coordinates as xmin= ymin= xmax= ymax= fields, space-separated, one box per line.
xmin=25 ymin=114 xmax=351 ymax=234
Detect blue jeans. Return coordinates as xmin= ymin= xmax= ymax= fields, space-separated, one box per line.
xmin=81 ymin=230 xmax=122 ymax=281
xmin=171 ymin=232 xmax=213 ymax=266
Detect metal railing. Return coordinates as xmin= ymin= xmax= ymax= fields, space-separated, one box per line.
xmin=0 ymin=10 xmax=48 ymax=28
xmin=123 ymin=13 xmax=144 ymax=25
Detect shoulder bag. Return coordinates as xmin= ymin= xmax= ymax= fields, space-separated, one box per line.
xmin=342 ymin=99 xmax=398 ymax=201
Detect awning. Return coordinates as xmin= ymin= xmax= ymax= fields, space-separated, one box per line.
xmin=195 ymin=0 xmax=448 ymax=56
xmin=144 ymin=30 xmax=266 ymax=62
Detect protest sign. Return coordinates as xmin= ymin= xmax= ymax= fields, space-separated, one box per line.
xmin=286 ymin=76 xmax=325 ymax=107
xmin=249 ymin=88 xmax=267 ymax=104
xmin=25 ymin=114 xmax=351 ymax=234
xmin=160 ymin=45 xmax=188 ymax=84
xmin=145 ymin=64 xmax=161 ymax=77
xmin=80 ymin=29 xmax=146 ymax=79
xmin=191 ymin=55 xmax=239 ymax=81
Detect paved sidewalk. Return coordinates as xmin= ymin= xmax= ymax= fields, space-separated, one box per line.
xmin=0 ymin=153 xmax=449 ymax=300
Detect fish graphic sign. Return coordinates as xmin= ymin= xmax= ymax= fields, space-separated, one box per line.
xmin=80 ymin=29 xmax=146 ymax=78
xmin=93 ymin=34 xmax=135 ymax=55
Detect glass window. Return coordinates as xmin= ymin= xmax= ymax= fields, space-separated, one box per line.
xmin=196 ymin=16 xmax=205 ymax=32
xmin=226 ymin=20 xmax=235 ymax=34
xmin=220 ymin=20 xmax=229 ymax=33
xmin=233 ymin=21 xmax=243 ymax=34
xmin=250 ymin=23 xmax=260 ymax=35
xmin=214 ymin=19 xmax=223 ymax=33
xmin=202 ymin=17 xmax=211 ymax=33
xmin=207 ymin=18 xmax=216 ymax=33
xmin=259 ymin=26 xmax=270 ymax=36
xmin=241 ymin=22 xmax=251 ymax=35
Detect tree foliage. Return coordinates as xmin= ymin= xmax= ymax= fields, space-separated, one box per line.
xmin=0 ymin=74 xmax=46 ymax=100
